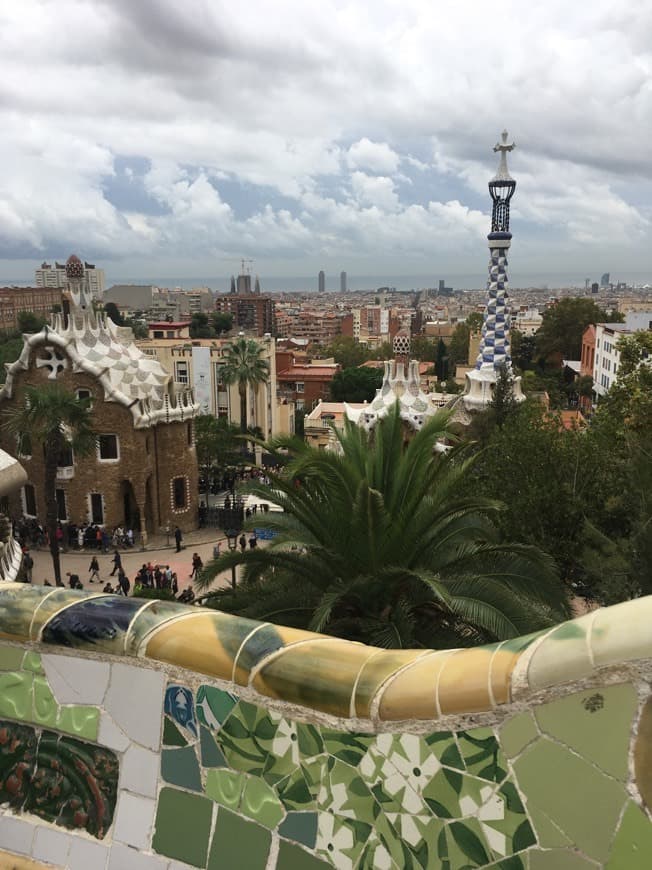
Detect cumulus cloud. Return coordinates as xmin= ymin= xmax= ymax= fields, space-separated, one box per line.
xmin=347 ymin=139 xmax=400 ymax=174
xmin=0 ymin=0 xmax=650 ymax=278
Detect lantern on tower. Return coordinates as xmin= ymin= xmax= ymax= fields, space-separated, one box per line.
xmin=488 ymin=130 xmax=516 ymax=237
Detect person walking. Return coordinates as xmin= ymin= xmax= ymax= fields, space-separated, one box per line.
xmin=248 ymin=533 xmax=257 ymax=550
xmin=22 ymin=550 xmax=34 ymax=583
xmin=190 ymin=552 xmax=203 ymax=579
xmin=174 ymin=526 xmax=183 ymax=553
xmin=117 ymin=568 xmax=130 ymax=597
xmin=109 ymin=550 xmax=122 ymax=576
xmin=239 ymin=533 xmax=247 ymax=553
xmin=88 ymin=555 xmax=100 ymax=583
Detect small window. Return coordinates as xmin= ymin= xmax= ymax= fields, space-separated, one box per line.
xmin=173 ymin=477 xmax=187 ymax=509
xmin=145 ymin=436 xmax=151 ymax=454
xmin=175 ymin=361 xmax=189 ymax=384
xmin=295 ymin=382 xmax=305 ymax=393
xmin=76 ymin=389 xmax=92 ymax=404
xmin=90 ymin=493 xmax=104 ymax=524
xmin=17 ymin=432 xmax=32 ymax=458
xmin=57 ymin=444 xmax=74 ymax=468
xmin=55 ymin=489 xmax=67 ymax=521
xmin=187 ymin=422 xmax=193 ymax=446
xmin=98 ymin=434 xmax=119 ymax=461
xmin=153 ymin=330 xmax=164 ymax=338
xmin=23 ymin=484 xmax=37 ymax=517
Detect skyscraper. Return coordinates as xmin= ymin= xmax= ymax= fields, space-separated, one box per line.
xmin=463 ymin=131 xmax=525 ymax=411
xmin=318 ymin=271 xmax=325 ymax=293
xmin=340 ymin=271 xmax=347 ymax=293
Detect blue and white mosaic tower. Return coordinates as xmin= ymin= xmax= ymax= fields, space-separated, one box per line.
xmin=463 ymin=131 xmax=525 ymax=410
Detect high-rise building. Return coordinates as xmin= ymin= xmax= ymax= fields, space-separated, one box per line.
xmin=216 ymin=266 xmax=275 ymax=336
xmin=600 ymin=272 xmax=610 ymax=289
xmin=318 ymin=271 xmax=325 ymax=293
xmin=463 ymin=131 xmax=525 ymax=411
xmin=35 ymin=259 xmax=105 ymax=299
xmin=340 ymin=271 xmax=347 ymax=293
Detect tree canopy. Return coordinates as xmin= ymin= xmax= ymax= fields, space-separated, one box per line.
xmin=221 ymin=338 xmax=270 ymax=432
xmin=197 ymin=406 xmax=568 ymax=649
xmin=3 ymin=386 xmax=95 ymax=586
xmin=331 ymin=366 xmax=383 ymax=402
xmin=535 ymin=299 xmax=623 ymax=362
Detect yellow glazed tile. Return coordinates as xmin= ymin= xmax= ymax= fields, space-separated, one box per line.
xmin=489 ymin=645 xmax=522 ymax=706
xmin=0 ymin=850 xmax=63 ymax=870
xmin=352 ymin=649 xmax=427 ymax=718
xmin=145 ymin=613 xmax=249 ymax=682
xmin=251 ymin=639 xmax=376 ymax=717
xmin=376 ymin=652 xmax=453 ymax=721
xmin=437 ymin=647 xmax=494 ymax=715
xmin=526 ymin=612 xmax=596 ymax=692
xmin=634 ymin=696 xmax=652 ymax=813
xmin=590 ymin=597 xmax=652 ymax=668
xmin=232 ymin=624 xmax=319 ymax=686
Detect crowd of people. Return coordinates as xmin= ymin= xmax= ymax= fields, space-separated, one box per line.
xmin=13 ymin=517 xmax=139 ymax=552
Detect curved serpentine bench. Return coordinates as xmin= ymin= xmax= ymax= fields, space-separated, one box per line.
xmin=0 ymin=583 xmax=650 ymax=869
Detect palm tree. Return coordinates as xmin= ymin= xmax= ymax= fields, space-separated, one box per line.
xmin=220 ymin=337 xmax=270 ymax=433
xmin=196 ymin=406 xmax=569 ymax=649
xmin=3 ymin=385 xmax=95 ymax=586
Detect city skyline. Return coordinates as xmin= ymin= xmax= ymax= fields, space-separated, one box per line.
xmin=0 ymin=2 xmax=650 ymax=284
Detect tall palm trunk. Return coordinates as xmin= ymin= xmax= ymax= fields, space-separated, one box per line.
xmin=239 ymin=383 xmax=247 ymax=433
xmin=44 ymin=434 xmax=63 ymax=586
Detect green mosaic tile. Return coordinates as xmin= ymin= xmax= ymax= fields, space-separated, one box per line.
xmin=606 ymin=801 xmax=652 ymax=869
xmin=241 ymin=775 xmax=285 ymax=828
xmin=217 ymin=705 xmax=270 ymax=776
xmin=528 ymin=849 xmax=596 ymax=868
xmin=424 ymin=731 xmax=465 ymax=770
xmin=321 ymin=727 xmax=373 ymax=766
xmin=422 ymin=767 xmax=465 ymax=819
xmin=196 ymin=684 xmax=237 ymax=729
xmin=257 ymin=713 xmax=301 ymax=781
xmin=315 ymin=814 xmax=371 ymax=869
xmin=0 ymin=671 xmax=33 ymax=720
xmin=444 ymin=818 xmax=492 ymax=867
xmin=161 ymin=746 xmax=202 ymax=792
xmin=207 ymin=808 xmax=271 ymax=870
xmin=200 ymin=724 xmax=227 ymax=767
xmin=514 ymin=736 xmax=627 ymax=862
xmin=276 ymin=767 xmax=315 ymax=810
xmin=56 ymin=705 xmax=99 ymax=741
xmin=296 ymin=722 xmax=324 ymax=758
xmin=534 ymin=683 xmax=636 ymax=780
xmin=32 ymin=674 xmax=58 ymax=727
xmin=22 ymin=651 xmax=43 ymax=673
xmin=0 ymin=646 xmax=25 ymax=671
xmin=205 ymin=768 xmax=245 ymax=810
xmin=301 ymin=754 xmax=329 ymax=800
xmin=163 ymin=716 xmax=188 ymax=747
xmin=382 ymin=812 xmax=446 ymax=869
xmin=153 ymin=787 xmax=214 ymax=867
xmin=277 ymin=839 xmax=331 ymax=870
xmin=278 ymin=812 xmax=319 ymax=849
xmin=500 ymin=712 xmax=538 ymax=759
xmin=457 ymin=729 xmax=508 ymax=782
xmin=528 ymin=805 xmax=572 ymax=848
xmin=319 ymin=757 xmax=379 ymax=825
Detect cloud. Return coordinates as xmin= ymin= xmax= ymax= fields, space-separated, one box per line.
xmin=0 ymin=0 xmax=650 ymax=278
xmin=347 ymin=139 xmax=400 ymax=174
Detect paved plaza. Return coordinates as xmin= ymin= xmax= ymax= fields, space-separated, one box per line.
xmin=25 ymin=527 xmax=237 ymax=596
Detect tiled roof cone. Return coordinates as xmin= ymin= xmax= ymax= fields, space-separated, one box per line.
xmin=463 ymin=131 xmax=525 ymax=411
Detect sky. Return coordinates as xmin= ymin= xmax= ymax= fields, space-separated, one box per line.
xmin=0 ymin=0 xmax=651 ymax=287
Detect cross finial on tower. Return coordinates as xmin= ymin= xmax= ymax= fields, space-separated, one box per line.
xmin=492 ymin=130 xmax=515 ymax=181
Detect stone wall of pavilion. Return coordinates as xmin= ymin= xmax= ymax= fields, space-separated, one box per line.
xmin=0 ymin=584 xmax=650 ymax=869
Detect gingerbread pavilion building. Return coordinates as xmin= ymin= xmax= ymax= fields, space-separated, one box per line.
xmin=0 ymin=255 xmax=200 ymax=539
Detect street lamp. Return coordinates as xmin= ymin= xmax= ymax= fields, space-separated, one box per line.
xmin=225 ymin=528 xmax=239 ymax=590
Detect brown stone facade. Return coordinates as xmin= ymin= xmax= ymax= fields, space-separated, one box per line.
xmin=0 ymin=361 xmax=198 ymax=536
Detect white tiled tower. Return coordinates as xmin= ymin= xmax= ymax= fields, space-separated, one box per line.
xmin=463 ymin=131 xmax=525 ymax=410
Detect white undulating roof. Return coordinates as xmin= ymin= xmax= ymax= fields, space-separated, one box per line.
xmin=1 ymin=311 xmax=199 ymax=429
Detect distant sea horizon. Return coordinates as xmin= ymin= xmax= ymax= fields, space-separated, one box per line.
xmin=2 ymin=272 xmax=652 ymax=293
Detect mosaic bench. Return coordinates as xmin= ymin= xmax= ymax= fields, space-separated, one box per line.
xmin=0 ymin=582 xmax=650 ymax=869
